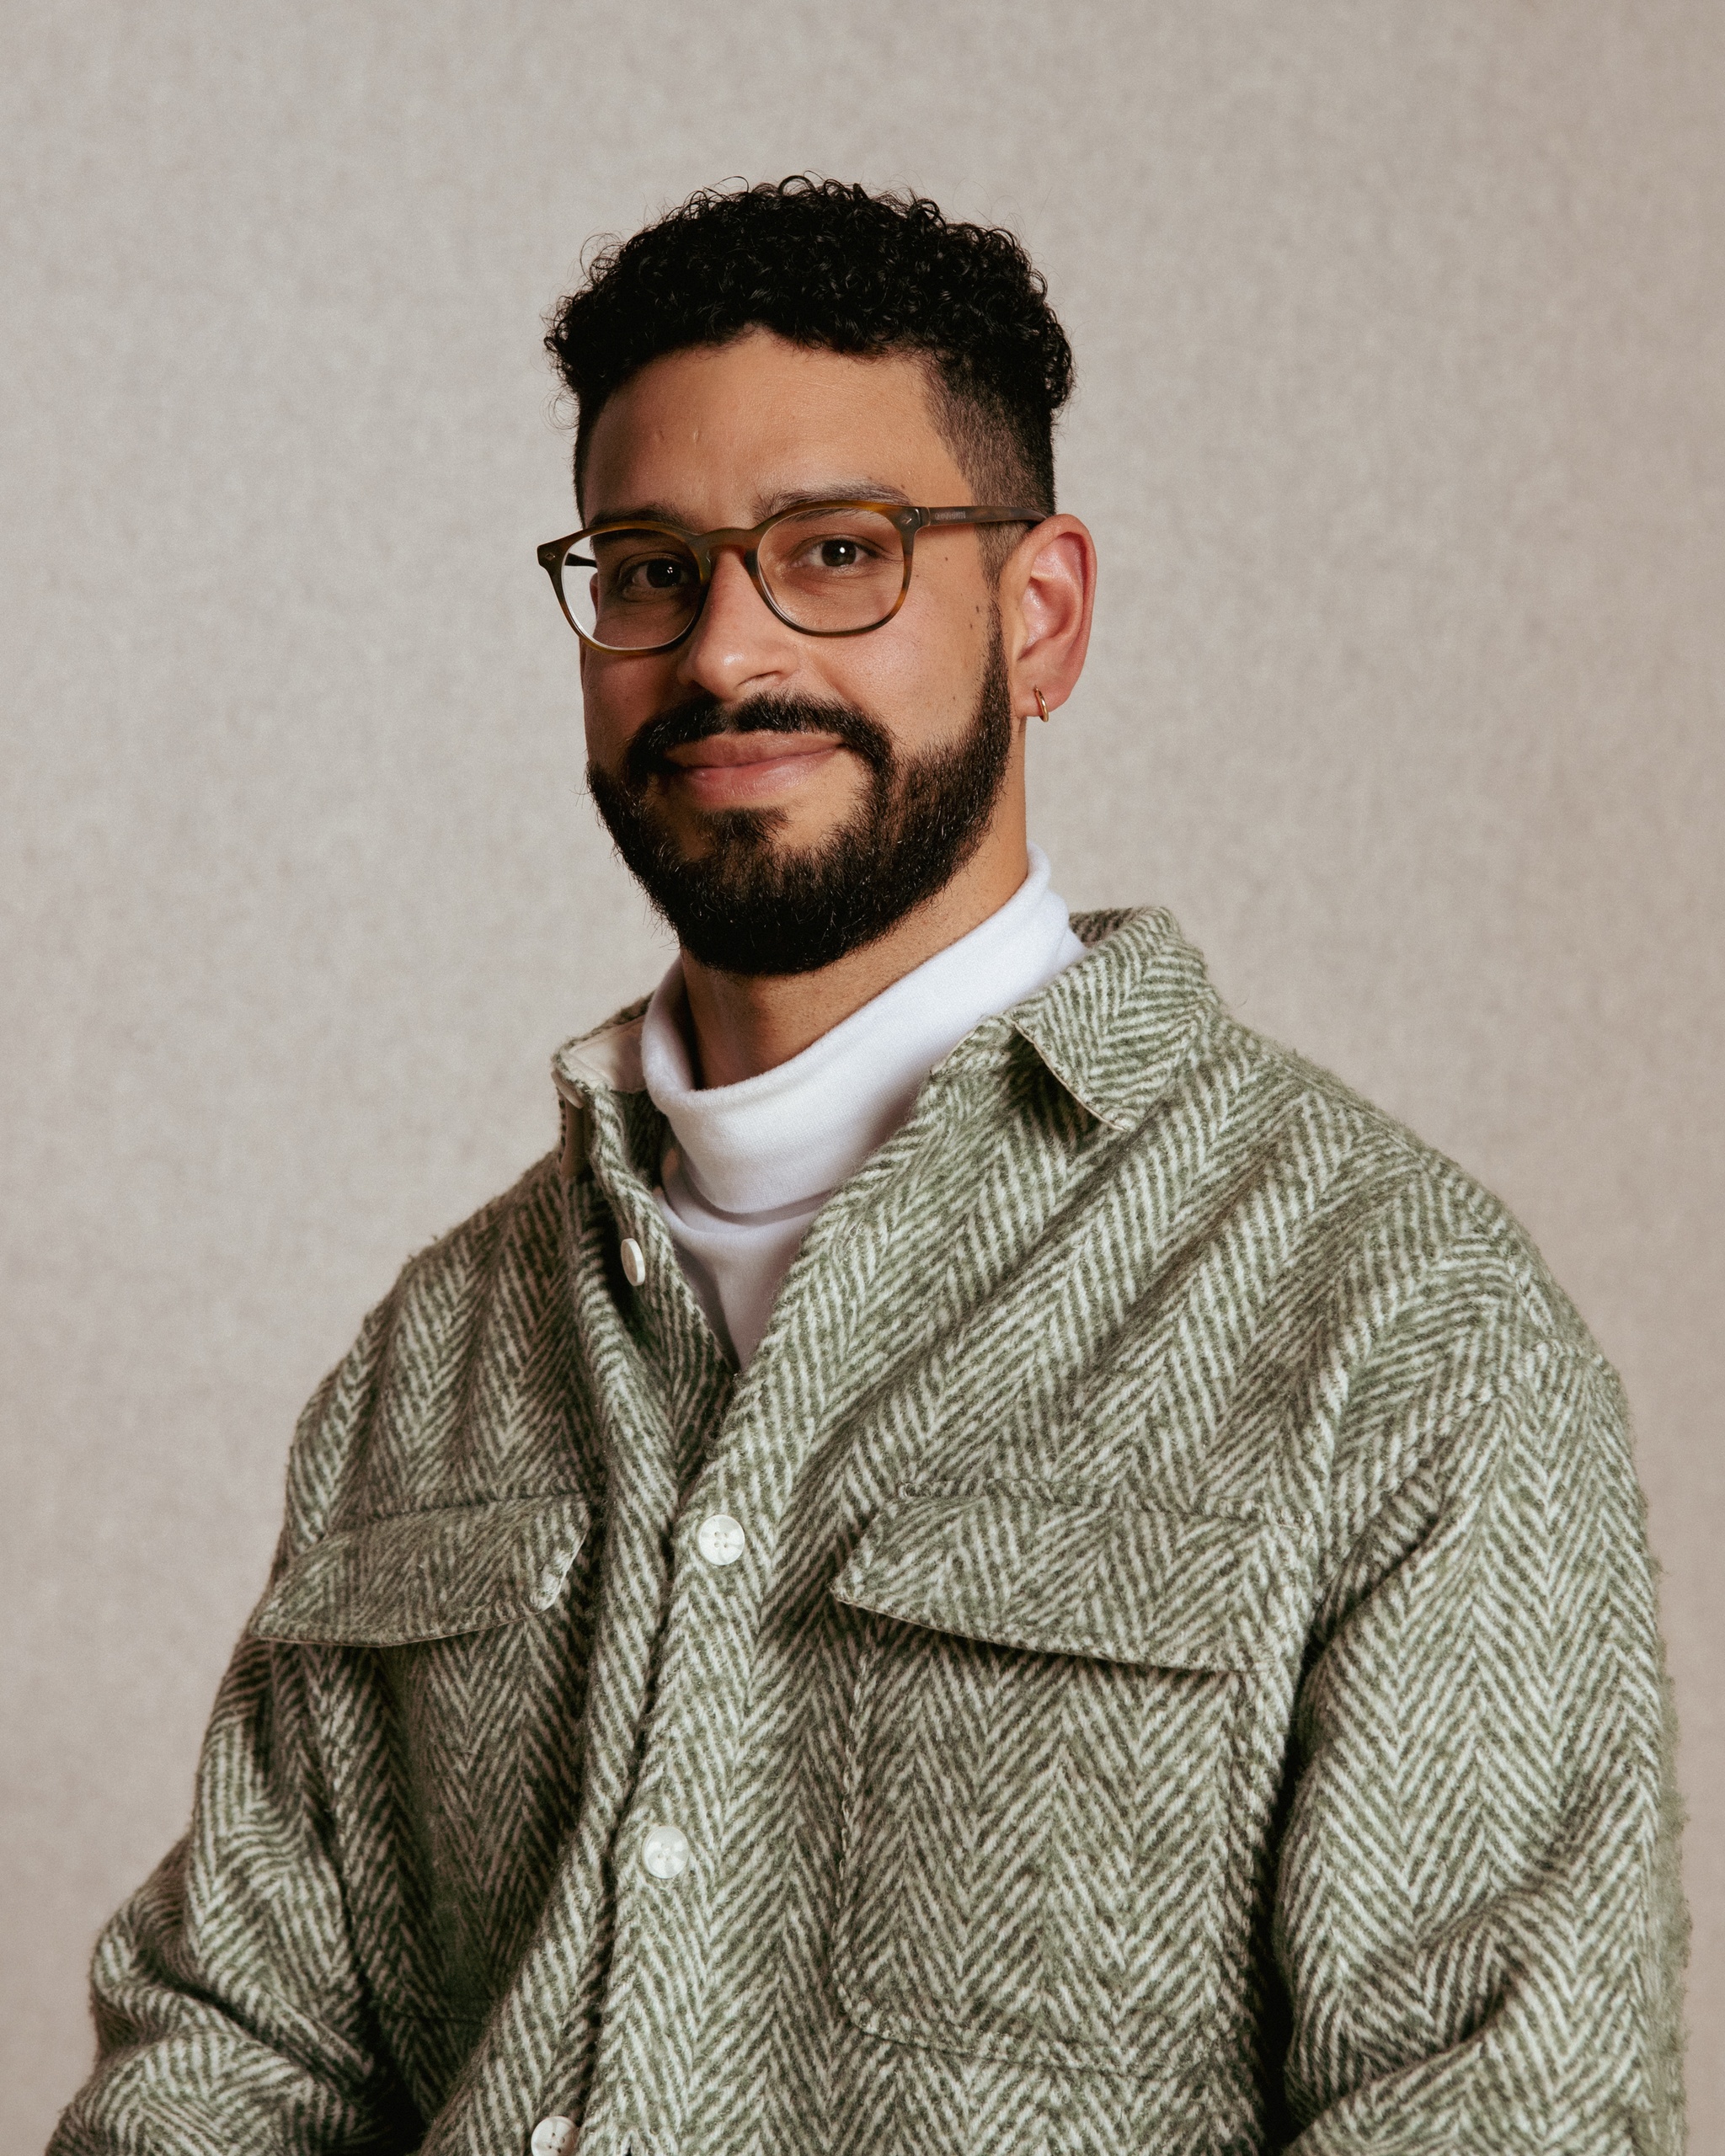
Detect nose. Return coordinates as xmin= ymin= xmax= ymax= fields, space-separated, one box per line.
xmin=674 ymin=544 xmax=800 ymax=703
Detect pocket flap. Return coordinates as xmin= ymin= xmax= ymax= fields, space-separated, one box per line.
xmin=831 ymin=1483 xmax=1286 ymax=1671
xmin=248 ymin=1495 xmax=590 ymax=1646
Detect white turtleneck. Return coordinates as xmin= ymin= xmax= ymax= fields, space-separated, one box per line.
xmin=639 ymin=844 xmax=1084 ymax=1367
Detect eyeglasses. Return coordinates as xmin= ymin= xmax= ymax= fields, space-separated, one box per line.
xmin=537 ymin=499 xmax=1044 ymax=655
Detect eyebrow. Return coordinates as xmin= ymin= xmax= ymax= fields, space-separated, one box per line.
xmin=583 ymin=480 xmax=916 ymax=529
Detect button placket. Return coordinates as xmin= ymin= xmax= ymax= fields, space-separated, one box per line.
xmin=581 ymin=1458 xmax=767 ymax=2137
xmin=553 ymin=1079 xmax=744 ymax=2156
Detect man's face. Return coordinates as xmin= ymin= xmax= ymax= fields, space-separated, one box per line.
xmin=579 ymin=330 xmax=1019 ymax=974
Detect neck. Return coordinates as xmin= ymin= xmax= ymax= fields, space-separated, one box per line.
xmin=680 ymin=794 xmax=1030 ymax=1087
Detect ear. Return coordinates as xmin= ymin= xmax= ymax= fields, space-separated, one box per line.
xmin=997 ymin=515 xmax=1097 ymax=720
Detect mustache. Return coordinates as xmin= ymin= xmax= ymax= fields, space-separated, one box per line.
xmin=622 ymin=692 xmax=895 ymax=792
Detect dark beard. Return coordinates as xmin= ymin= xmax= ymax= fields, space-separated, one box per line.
xmin=586 ymin=634 xmax=1013 ymax=977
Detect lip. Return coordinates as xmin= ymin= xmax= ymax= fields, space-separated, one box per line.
xmin=665 ymin=733 xmax=841 ymax=769
xmin=660 ymin=731 xmax=844 ymax=805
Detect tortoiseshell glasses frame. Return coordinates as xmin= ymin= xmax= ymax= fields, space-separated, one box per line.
xmin=536 ymin=499 xmax=1045 ymax=656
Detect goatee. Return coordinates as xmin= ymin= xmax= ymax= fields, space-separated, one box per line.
xmin=586 ymin=633 xmax=1013 ymax=977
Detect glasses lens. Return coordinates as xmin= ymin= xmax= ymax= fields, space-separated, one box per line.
xmin=759 ymin=506 xmax=905 ymax=632
xmin=561 ymin=526 xmax=702 ymax=648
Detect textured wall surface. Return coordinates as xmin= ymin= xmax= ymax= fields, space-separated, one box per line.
xmin=3 ymin=3 xmax=1719 ymax=2145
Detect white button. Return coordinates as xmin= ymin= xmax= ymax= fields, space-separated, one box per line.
xmin=531 ymin=2118 xmax=575 ymax=2156
xmin=642 ymin=1822 xmax=690 ymax=1879
xmin=697 ymin=1513 xmax=745 ymax=1566
xmin=537 ymin=1561 xmax=566 ymax=1606
xmin=620 ymin=1236 xmax=646 ymax=1287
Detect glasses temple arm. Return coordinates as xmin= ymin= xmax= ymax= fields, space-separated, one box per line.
xmin=919 ymin=506 xmax=1049 ymax=527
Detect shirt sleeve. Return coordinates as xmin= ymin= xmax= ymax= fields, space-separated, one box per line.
xmin=1274 ymin=1343 xmax=1686 ymax=2153
xmin=48 ymin=1584 xmax=417 ymax=2153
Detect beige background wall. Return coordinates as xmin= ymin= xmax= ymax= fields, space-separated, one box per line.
xmin=3 ymin=3 xmax=1720 ymax=2144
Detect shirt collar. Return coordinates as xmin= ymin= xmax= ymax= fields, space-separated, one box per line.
xmin=552 ymin=905 xmax=1217 ymax=1139
xmin=998 ymin=905 xmax=1218 ymax=1130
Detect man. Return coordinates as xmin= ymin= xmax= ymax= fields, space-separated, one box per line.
xmin=55 ymin=179 xmax=1684 ymax=2154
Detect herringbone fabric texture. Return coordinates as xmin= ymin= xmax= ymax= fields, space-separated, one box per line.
xmin=51 ymin=910 xmax=1685 ymax=2155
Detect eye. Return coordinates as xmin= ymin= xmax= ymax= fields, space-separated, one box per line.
xmin=786 ymin=529 xmax=889 ymax=574
xmin=614 ymin=552 xmax=695 ymax=595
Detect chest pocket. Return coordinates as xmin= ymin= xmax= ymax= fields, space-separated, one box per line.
xmin=248 ymin=1494 xmax=590 ymax=1646
xmin=248 ymin=1494 xmax=594 ymax=2086
xmin=830 ymin=1482 xmax=1288 ymax=2083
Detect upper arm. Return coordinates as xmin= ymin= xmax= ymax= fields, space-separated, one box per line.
xmin=1274 ymin=1348 xmax=1682 ymax=2151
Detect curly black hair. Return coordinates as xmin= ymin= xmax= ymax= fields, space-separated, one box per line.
xmin=545 ymin=177 xmax=1074 ymax=515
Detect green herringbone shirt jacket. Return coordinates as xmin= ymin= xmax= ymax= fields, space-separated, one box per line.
xmin=55 ymin=910 xmax=1685 ymax=2156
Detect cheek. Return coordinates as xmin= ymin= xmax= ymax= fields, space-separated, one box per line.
xmin=843 ymin=584 xmax=992 ymax=738
xmin=580 ymin=657 xmax=667 ymax=767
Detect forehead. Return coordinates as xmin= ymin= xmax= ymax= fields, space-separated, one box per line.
xmin=580 ymin=329 xmax=967 ymax=525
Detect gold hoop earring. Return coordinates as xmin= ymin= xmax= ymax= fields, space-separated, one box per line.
xmin=1033 ymin=687 xmax=1051 ymax=723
